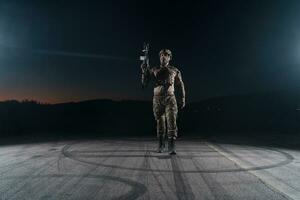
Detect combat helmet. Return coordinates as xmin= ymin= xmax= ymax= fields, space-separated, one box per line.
xmin=159 ymin=49 xmax=172 ymax=59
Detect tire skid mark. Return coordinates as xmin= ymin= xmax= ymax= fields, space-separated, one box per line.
xmin=99 ymin=141 xmax=143 ymax=200
xmin=62 ymin=140 xmax=294 ymax=173
xmin=137 ymin=142 xmax=170 ymax=199
xmin=136 ymin=143 xmax=151 ymax=199
xmin=0 ymin=143 xmax=62 ymax=172
xmin=62 ymin=154 xmax=221 ymax=158
xmin=1 ymin=174 xmax=147 ymax=200
xmin=79 ymin=140 xmax=138 ymax=200
xmin=150 ymin=153 xmax=177 ymax=197
xmin=59 ymin=140 xmax=124 ymax=199
xmin=171 ymin=156 xmax=195 ymax=200
xmin=148 ymin=163 xmax=170 ymax=199
xmin=2 ymin=157 xmax=58 ymax=199
xmin=67 ymin=149 xmax=216 ymax=153
xmin=0 ymin=146 xmax=61 ymax=178
xmin=207 ymin=142 xmax=293 ymax=200
xmin=38 ymin=142 xmax=86 ymax=197
xmin=209 ymin=143 xmax=294 ymax=174
xmin=236 ymin=145 xmax=300 ymax=181
xmin=191 ymin=156 xmax=232 ymax=199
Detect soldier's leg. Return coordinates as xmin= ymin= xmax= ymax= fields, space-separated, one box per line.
xmin=156 ymin=114 xmax=166 ymax=138
xmin=166 ymin=96 xmax=178 ymax=139
xmin=166 ymin=96 xmax=178 ymax=154
xmin=156 ymin=114 xmax=166 ymax=152
xmin=153 ymin=96 xmax=166 ymax=153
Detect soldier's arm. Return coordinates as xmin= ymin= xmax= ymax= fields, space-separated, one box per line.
xmin=175 ymin=69 xmax=186 ymax=108
xmin=141 ymin=65 xmax=153 ymax=88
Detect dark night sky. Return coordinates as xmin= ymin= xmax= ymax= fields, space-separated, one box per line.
xmin=1 ymin=0 xmax=300 ymax=103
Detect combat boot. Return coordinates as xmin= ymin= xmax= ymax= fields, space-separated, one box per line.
xmin=168 ymin=137 xmax=176 ymax=155
xmin=157 ymin=135 xmax=165 ymax=153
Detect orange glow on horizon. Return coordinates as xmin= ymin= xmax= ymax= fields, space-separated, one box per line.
xmin=0 ymin=93 xmax=147 ymax=104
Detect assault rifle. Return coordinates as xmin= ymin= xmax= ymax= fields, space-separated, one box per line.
xmin=140 ymin=42 xmax=149 ymax=70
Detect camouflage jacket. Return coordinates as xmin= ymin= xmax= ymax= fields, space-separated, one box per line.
xmin=141 ymin=65 xmax=185 ymax=100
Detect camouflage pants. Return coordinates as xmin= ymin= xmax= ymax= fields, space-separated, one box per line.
xmin=153 ymin=95 xmax=178 ymax=139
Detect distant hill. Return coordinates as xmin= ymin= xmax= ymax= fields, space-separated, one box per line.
xmin=0 ymin=90 xmax=299 ymax=138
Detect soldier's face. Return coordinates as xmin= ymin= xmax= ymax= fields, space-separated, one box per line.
xmin=160 ymin=53 xmax=171 ymax=65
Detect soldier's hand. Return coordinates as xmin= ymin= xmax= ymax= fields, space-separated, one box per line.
xmin=180 ymin=98 xmax=186 ymax=109
xmin=140 ymin=63 xmax=147 ymax=73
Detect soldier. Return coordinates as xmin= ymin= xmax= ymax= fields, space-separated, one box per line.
xmin=141 ymin=49 xmax=186 ymax=155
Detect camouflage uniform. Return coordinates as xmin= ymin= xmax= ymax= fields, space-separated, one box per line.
xmin=141 ymin=64 xmax=185 ymax=140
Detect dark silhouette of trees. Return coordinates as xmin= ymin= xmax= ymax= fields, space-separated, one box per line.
xmin=0 ymin=90 xmax=299 ymax=139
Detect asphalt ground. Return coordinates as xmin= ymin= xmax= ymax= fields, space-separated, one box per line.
xmin=0 ymin=138 xmax=299 ymax=200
